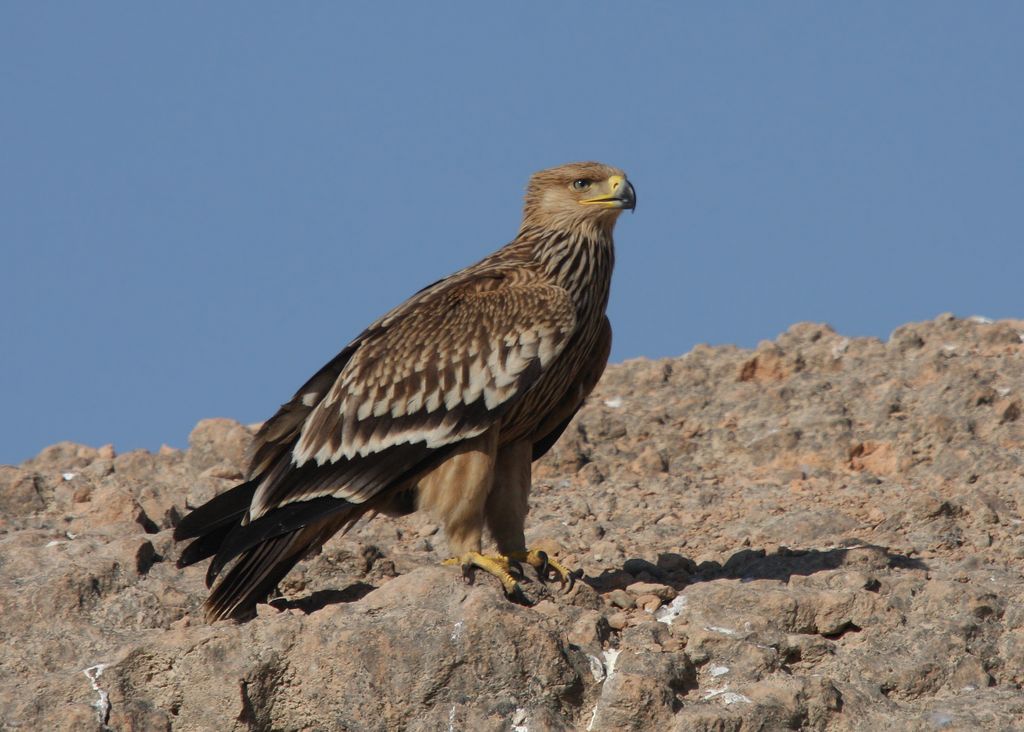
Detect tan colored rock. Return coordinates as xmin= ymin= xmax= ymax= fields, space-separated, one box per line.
xmin=22 ymin=441 xmax=104 ymax=473
xmin=567 ymin=609 xmax=608 ymax=648
xmin=607 ymin=589 xmax=635 ymax=610
xmin=0 ymin=466 xmax=44 ymax=517
xmin=629 ymin=446 xmax=668 ymax=475
xmin=951 ymin=655 xmax=993 ymax=690
xmin=607 ymin=612 xmax=629 ymax=630
xmin=529 ymin=536 xmax=564 ymax=559
xmin=626 ymin=581 xmax=676 ymax=601
xmin=186 ymin=417 xmax=252 ymax=473
xmin=4 ymin=317 xmax=1024 ymax=729
xmin=637 ymin=594 xmax=662 ymax=612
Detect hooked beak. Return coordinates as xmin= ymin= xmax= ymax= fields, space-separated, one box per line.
xmin=580 ymin=174 xmax=636 ymax=210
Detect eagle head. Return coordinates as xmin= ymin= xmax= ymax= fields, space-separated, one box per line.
xmin=521 ymin=161 xmax=635 ymax=234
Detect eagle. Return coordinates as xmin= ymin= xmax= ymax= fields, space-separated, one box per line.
xmin=174 ymin=162 xmax=635 ymax=621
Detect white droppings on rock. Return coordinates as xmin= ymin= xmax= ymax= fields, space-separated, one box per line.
xmin=83 ymin=663 xmax=110 ymax=725
xmin=602 ymin=648 xmax=620 ymax=680
xmin=450 ymin=620 xmax=464 ymax=642
xmin=510 ymin=707 xmax=528 ymax=731
xmin=45 ymin=540 xmax=63 ymax=548
xmin=585 ymin=647 xmax=623 ymax=729
xmin=62 ymin=472 xmax=76 ymax=481
xmin=720 ymin=692 xmax=752 ymax=705
xmin=587 ymin=654 xmax=605 ymax=682
xmin=655 ymin=593 xmax=687 ymax=625
xmin=702 ymin=686 xmax=751 ymax=704
xmin=709 ymin=665 xmax=730 ymax=677
xmin=584 ymin=649 xmax=620 ymax=732
xmin=705 ymin=625 xmax=738 ymax=636
xmin=603 ymin=397 xmax=623 ymax=408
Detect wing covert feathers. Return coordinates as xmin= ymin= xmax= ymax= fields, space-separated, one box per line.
xmin=292 ymin=283 xmax=576 ymax=469
xmin=245 ymin=343 xmax=360 ymax=479
xmin=531 ymin=315 xmax=612 ymax=460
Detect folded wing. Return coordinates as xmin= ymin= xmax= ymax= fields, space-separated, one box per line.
xmin=247 ymin=276 xmax=577 ymax=519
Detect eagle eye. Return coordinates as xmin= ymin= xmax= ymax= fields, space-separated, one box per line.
xmin=571 ymin=179 xmax=591 ymax=191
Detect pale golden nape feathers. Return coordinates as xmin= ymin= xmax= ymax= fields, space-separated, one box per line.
xmin=174 ymin=161 xmax=635 ymax=621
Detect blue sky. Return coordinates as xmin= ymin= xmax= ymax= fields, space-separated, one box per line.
xmin=3 ymin=4 xmax=1022 ymax=464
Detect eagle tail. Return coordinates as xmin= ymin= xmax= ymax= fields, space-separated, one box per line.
xmin=174 ymin=479 xmax=258 ymax=571
xmin=203 ymin=526 xmax=313 ymax=621
xmin=183 ymin=494 xmax=360 ymax=622
xmin=174 ymin=479 xmax=258 ymax=546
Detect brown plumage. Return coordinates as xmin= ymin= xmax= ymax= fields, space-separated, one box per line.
xmin=174 ymin=161 xmax=635 ymax=621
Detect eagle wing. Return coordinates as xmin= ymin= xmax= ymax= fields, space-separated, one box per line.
xmin=246 ymin=272 xmax=577 ymax=518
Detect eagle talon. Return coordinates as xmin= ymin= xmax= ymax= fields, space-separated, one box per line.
xmin=506 ymin=548 xmax=579 ymax=594
xmin=444 ymin=552 xmax=528 ymax=599
xmin=534 ymin=550 xmax=550 ymax=582
xmin=565 ymin=568 xmax=583 ymax=593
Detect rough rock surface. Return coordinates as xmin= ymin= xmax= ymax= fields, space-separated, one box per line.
xmin=2 ymin=314 xmax=1023 ymax=731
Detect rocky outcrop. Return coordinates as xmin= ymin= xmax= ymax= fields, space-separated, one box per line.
xmin=2 ymin=314 xmax=1023 ymax=730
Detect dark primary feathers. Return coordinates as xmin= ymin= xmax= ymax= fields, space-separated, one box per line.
xmin=174 ymin=161 xmax=634 ymax=621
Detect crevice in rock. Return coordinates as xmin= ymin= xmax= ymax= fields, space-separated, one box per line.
xmin=821 ymin=622 xmax=861 ymax=641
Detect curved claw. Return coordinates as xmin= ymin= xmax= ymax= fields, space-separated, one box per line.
xmin=445 ymin=550 xmax=577 ymax=604
xmin=534 ymin=551 xmax=550 ymax=583
xmin=507 ymin=548 xmax=580 ymax=594
xmin=444 ymin=552 xmax=528 ymax=602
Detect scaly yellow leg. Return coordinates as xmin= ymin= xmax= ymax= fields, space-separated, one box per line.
xmin=443 ymin=552 xmax=531 ymax=604
xmin=507 ymin=549 xmax=581 ymax=592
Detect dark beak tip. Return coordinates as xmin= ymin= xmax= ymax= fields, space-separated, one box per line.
xmin=607 ymin=180 xmax=635 ymax=212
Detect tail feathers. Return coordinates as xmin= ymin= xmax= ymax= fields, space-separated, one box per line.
xmin=204 ymin=528 xmax=310 ymax=621
xmin=175 ymin=479 xmax=364 ymax=622
xmin=174 ymin=479 xmax=259 ymax=541
xmin=202 ymin=501 xmax=363 ymax=622
xmin=203 ymin=508 xmax=362 ymax=622
xmin=205 ymin=496 xmax=353 ymax=585
xmin=177 ymin=526 xmax=234 ymax=569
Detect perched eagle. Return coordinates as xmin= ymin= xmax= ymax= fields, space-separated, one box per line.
xmin=174 ymin=162 xmax=635 ymax=621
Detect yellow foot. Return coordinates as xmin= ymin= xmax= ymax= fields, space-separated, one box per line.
xmin=508 ymin=549 xmax=582 ymax=592
xmin=443 ymin=552 xmax=532 ymax=604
